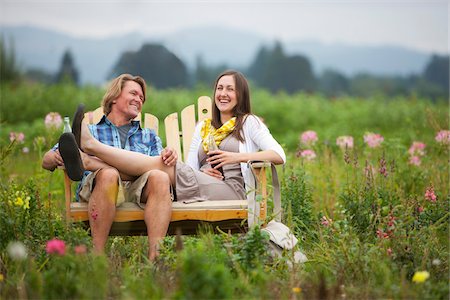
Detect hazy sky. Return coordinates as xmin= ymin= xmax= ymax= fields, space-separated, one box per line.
xmin=1 ymin=0 xmax=448 ymax=54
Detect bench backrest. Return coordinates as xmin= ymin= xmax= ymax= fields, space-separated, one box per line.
xmin=85 ymin=96 xmax=212 ymax=162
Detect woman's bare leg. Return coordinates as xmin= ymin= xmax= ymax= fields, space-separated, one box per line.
xmin=81 ymin=123 xmax=176 ymax=184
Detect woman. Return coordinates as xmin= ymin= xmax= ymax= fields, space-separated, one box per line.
xmin=74 ymin=70 xmax=286 ymax=202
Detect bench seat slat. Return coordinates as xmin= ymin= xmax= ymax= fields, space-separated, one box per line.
xmin=70 ymin=201 xmax=248 ymax=222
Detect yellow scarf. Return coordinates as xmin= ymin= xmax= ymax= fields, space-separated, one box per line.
xmin=201 ymin=118 xmax=236 ymax=152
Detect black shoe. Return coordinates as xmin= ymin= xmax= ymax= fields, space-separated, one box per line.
xmin=59 ymin=132 xmax=85 ymax=181
xmin=72 ymin=104 xmax=85 ymax=149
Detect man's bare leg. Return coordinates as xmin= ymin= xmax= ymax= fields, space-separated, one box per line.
xmin=142 ymin=170 xmax=172 ymax=261
xmin=89 ymin=168 xmax=119 ymax=254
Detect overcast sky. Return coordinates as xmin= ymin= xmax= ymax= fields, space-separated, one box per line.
xmin=1 ymin=0 xmax=448 ymax=54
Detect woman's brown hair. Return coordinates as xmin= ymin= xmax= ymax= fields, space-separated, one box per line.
xmin=211 ymin=70 xmax=251 ymax=142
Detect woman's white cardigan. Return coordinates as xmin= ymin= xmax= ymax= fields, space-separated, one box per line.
xmin=186 ymin=115 xmax=286 ymax=201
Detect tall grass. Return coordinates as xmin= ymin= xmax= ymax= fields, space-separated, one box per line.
xmin=0 ymin=82 xmax=448 ymax=299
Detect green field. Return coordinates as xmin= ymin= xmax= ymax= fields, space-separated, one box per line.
xmin=1 ymin=82 xmax=449 ymax=299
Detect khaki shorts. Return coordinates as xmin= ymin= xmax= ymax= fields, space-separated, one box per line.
xmin=79 ymin=169 xmax=152 ymax=209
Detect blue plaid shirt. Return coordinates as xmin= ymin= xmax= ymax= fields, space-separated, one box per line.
xmin=53 ymin=115 xmax=163 ymax=200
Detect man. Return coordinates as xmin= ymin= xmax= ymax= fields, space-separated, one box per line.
xmin=42 ymin=74 xmax=175 ymax=260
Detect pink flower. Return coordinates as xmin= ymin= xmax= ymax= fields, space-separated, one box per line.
xmin=320 ymin=215 xmax=332 ymax=226
xmin=300 ymin=130 xmax=318 ymax=146
xmin=9 ymin=132 xmax=25 ymax=144
xmin=44 ymin=112 xmax=63 ymax=129
xmin=376 ymin=229 xmax=389 ymax=239
xmin=417 ymin=206 xmax=424 ymax=213
xmin=363 ymin=132 xmax=384 ymax=148
xmin=425 ymin=186 xmax=437 ymax=203
xmin=74 ymin=244 xmax=87 ymax=255
xmin=336 ymin=136 xmax=354 ymax=149
xmin=299 ymin=149 xmax=316 ymax=161
xmin=46 ymin=238 xmax=66 ymax=256
xmin=409 ymin=156 xmax=421 ymax=166
xmin=435 ymin=130 xmax=450 ymax=145
xmin=408 ymin=142 xmax=426 ymax=156
xmin=387 ymin=248 xmax=393 ymax=256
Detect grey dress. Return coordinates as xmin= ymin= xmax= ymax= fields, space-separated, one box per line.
xmin=174 ymin=135 xmax=246 ymax=202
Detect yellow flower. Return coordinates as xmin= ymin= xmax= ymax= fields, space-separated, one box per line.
xmin=292 ymin=287 xmax=302 ymax=293
xmin=0 ymin=273 xmax=4 ymax=282
xmin=14 ymin=197 xmax=24 ymax=207
xmin=23 ymin=197 xmax=30 ymax=210
xmin=412 ymin=271 xmax=430 ymax=283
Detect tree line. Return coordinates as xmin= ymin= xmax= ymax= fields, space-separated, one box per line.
xmin=1 ymin=36 xmax=448 ymax=100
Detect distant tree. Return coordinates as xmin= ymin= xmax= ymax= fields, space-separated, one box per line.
xmin=55 ymin=49 xmax=80 ymax=85
xmin=110 ymin=43 xmax=188 ymax=89
xmin=194 ymin=55 xmax=228 ymax=86
xmin=0 ymin=36 xmax=21 ymax=83
xmin=247 ymin=46 xmax=270 ymax=83
xmin=25 ymin=68 xmax=54 ymax=84
xmin=248 ymin=42 xmax=316 ymax=93
xmin=421 ymin=54 xmax=449 ymax=99
xmin=319 ymin=69 xmax=349 ymax=97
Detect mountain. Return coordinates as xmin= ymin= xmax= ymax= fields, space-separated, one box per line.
xmin=0 ymin=25 xmax=433 ymax=85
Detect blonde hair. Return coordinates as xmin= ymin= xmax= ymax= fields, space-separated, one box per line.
xmin=102 ymin=74 xmax=147 ymax=115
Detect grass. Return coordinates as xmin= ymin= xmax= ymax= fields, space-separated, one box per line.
xmin=0 ymin=82 xmax=448 ymax=299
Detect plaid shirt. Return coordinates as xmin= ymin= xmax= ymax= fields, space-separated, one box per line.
xmin=89 ymin=115 xmax=162 ymax=156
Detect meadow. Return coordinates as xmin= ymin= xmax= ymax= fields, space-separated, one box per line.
xmin=1 ymin=82 xmax=449 ymax=299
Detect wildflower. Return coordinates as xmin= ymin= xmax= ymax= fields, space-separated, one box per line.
xmin=22 ymin=147 xmax=29 ymax=154
xmin=417 ymin=206 xmax=424 ymax=213
xmin=44 ymin=112 xmax=63 ymax=129
xmin=432 ymin=259 xmax=441 ymax=266
xmin=0 ymin=273 xmax=3 ymax=282
xmin=376 ymin=229 xmax=389 ymax=239
xmin=387 ymin=214 xmax=396 ymax=228
xmin=387 ymin=248 xmax=392 ymax=256
xmin=74 ymin=244 xmax=87 ymax=255
xmin=9 ymin=132 xmax=25 ymax=144
xmin=7 ymin=241 xmax=28 ymax=260
xmin=379 ymin=156 xmax=388 ymax=177
xmin=46 ymin=239 xmax=66 ymax=256
xmin=320 ymin=215 xmax=332 ymax=226
xmin=336 ymin=136 xmax=354 ymax=149
xmin=300 ymin=130 xmax=318 ymax=146
xmin=408 ymin=142 xmax=426 ymax=156
xmin=14 ymin=197 xmax=24 ymax=207
xmin=292 ymin=287 xmax=302 ymax=293
xmin=363 ymin=132 xmax=384 ymax=148
xmin=409 ymin=155 xmax=421 ymax=166
xmin=425 ymin=186 xmax=437 ymax=203
xmin=435 ymin=130 xmax=450 ymax=145
xmin=299 ymin=149 xmax=316 ymax=161
xmin=412 ymin=271 xmax=430 ymax=283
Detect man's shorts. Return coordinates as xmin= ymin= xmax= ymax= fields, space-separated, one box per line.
xmin=78 ymin=169 xmax=152 ymax=209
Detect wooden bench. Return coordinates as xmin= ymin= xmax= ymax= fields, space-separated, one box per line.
xmin=63 ymin=96 xmax=278 ymax=235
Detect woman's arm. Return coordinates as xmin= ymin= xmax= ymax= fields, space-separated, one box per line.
xmin=207 ymin=115 xmax=286 ymax=168
xmin=185 ymin=121 xmax=203 ymax=170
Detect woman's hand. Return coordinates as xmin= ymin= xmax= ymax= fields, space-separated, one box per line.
xmin=206 ymin=150 xmax=241 ymax=169
xmin=202 ymin=168 xmax=224 ymax=180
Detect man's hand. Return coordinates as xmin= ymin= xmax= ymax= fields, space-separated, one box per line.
xmin=42 ymin=149 xmax=65 ymax=171
xmin=161 ymin=147 xmax=177 ymax=166
xmin=202 ymin=168 xmax=224 ymax=180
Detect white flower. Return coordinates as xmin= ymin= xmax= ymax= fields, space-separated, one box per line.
xmin=7 ymin=241 xmax=28 ymax=261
